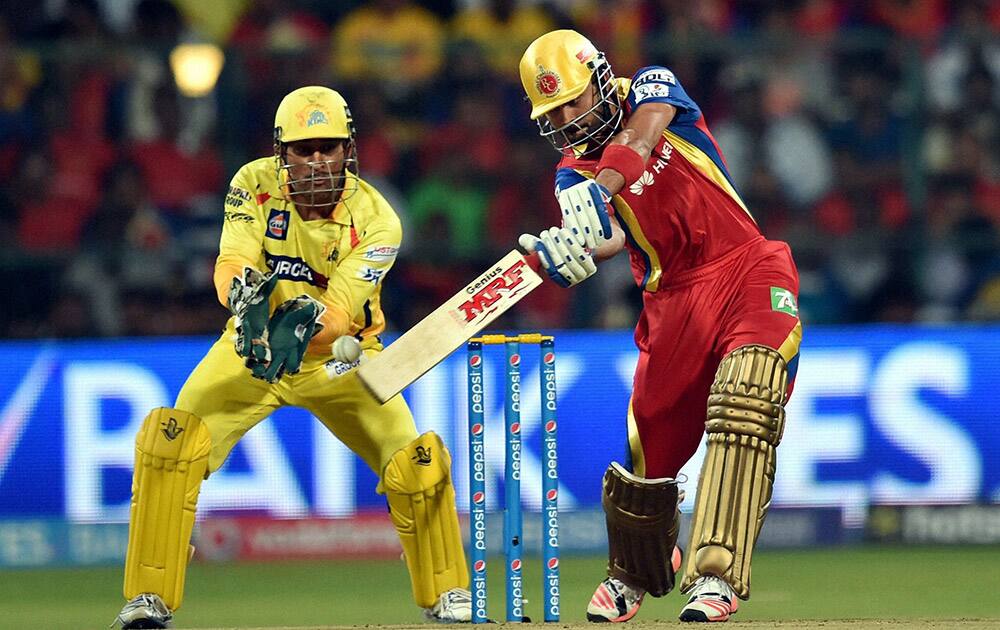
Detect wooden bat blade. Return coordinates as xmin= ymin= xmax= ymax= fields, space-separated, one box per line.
xmin=358 ymin=250 xmax=543 ymax=403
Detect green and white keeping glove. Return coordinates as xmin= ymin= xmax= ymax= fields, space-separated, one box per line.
xmin=250 ymin=295 xmax=326 ymax=383
xmin=228 ymin=267 xmax=279 ymax=365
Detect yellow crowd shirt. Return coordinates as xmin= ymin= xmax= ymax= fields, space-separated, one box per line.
xmin=215 ymin=157 xmax=401 ymax=355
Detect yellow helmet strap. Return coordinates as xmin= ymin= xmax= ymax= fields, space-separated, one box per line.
xmin=537 ymin=54 xmax=622 ymax=157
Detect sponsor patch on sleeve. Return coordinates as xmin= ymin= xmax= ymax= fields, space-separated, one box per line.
xmin=633 ymin=68 xmax=676 ymax=86
xmin=363 ymin=245 xmax=399 ymax=263
xmin=358 ymin=266 xmax=386 ymax=285
xmin=634 ymin=82 xmax=670 ymax=103
xmin=770 ymin=286 xmax=799 ymax=316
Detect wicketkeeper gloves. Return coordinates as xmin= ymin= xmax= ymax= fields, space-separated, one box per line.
xmin=249 ymin=296 xmax=326 ymax=383
xmin=228 ymin=267 xmax=279 ymax=365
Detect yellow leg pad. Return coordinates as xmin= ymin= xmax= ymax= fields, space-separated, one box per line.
xmin=681 ymin=346 xmax=788 ymax=600
xmin=382 ymin=431 xmax=469 ymax=608
xmin=123 ymin=408 xmax=211 ymax=611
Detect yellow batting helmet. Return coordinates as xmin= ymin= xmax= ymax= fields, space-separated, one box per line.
xmin=519 ymin=30 xmax=622 ymax=156
xmin=274 ymin=86 xmax=355 ymax=144
xmin=520 ymin=30 xmax=603 ymax=120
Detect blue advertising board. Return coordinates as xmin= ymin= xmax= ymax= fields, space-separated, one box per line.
xmin=0 ymin=326 xmax=997 ymax=525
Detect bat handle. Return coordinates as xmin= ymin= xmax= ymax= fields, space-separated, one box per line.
xmin=524 ymin=251 xmax=541 ymax=272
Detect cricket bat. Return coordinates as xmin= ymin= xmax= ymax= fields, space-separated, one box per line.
xmin=358 ymin=250 xmax=543 ymax=402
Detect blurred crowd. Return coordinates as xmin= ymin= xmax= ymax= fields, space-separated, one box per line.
xmin=1 ymin=0 xmax=999 ymax=339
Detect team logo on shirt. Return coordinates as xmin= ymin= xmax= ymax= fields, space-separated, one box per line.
xmin=535 ymin=66 xmax=562 ymax=98
xmin=266 ymin=209 xmax=290 ymax=240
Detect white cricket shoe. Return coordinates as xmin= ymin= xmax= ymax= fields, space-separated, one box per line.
xmin=587 ymin=576 xmax=645 ymax=623
xmin=678 ymin=575 xmax=739 ymax=622
xmin=424 ymin=587 xmax=473 ymax=623
xmin=113 ymin=593 xmax=173 ymax=629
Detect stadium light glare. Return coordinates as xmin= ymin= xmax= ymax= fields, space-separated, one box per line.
xmin=169 ymin=43 xmax=225 ymax=97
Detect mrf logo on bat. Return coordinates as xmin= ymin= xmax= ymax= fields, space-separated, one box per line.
xmin=453 ymin=259 xmax=531 ymax=324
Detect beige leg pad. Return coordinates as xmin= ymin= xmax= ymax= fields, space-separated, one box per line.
xmin=681 ymin=346 xmax=788 ymax=600
xmin=382 ymin=431 xmax=469 ymax=608
xmin=124 ymin=408 xmax=211 ymax=611
xmin=602 ymin=462 xmax=681 ymax=597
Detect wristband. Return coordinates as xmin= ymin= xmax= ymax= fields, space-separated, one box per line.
xmin=596 ymin=143 xmax=647 ymax=186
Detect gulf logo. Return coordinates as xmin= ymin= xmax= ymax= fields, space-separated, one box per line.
xmin=510 ymin=559 xmax=522 ymax=571
xmin=545 ymin=420 xmax=557 ymax=433
xmin=510 ymin=422 xmax=521 ymax=434
xmin=546 ymin=489 xmax=558 ymax=501
xmin=473 ymin=491 xmax=485 ymax=504
xmin=471 ymin=423 xmax=484 ymax=436
xmin=474 ymin=560 xmax=486 ymax=572
xmin=543 ymin=352 xmax=555 ymax=364
xmin=509 ymin=354 xmax=521 ymax=366
xmin=469 ymin=355 xmax=482 ymax=368
xmin=547 ymin=558 xmax=559 ymax=570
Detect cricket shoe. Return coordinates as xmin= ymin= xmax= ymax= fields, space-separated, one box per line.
xmin=587 ymin=577 xmax=645 ymax=622
xmin=424 ymin=587 xmax=473 ymax=623
xmin=113 ymin=593 xmax=173 ymax=629
xmin=678 ymin=576 xmax=739 ymax=622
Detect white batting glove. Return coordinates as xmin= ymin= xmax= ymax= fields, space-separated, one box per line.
xmin=556 ymin=179 xmax=613 ymax=250
xmin=519 ymin=227 xmax=597 ymax=288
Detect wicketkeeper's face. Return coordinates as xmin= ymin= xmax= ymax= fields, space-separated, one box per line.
xmin=283 ymin=138 xmax=348 ymax=206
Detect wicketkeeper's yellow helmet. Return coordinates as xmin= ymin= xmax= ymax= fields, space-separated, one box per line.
xmin=274 ymin=86 xmax=355 ymax=143
xmin=519 ymin=30 xmax=622 ymax=156
xmin=273 ymin=86 xmax=359 ymax=205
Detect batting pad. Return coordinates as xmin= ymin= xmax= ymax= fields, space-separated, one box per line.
xmin=124 ymin=407 xmax=211 ymax=611
xmin=382 ymin=431 xmax=469 ymax=608
xmin=681 ymin=346 xmax=788 ymax=600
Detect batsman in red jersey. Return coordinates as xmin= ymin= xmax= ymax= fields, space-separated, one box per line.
xmin=518 ymin=31 xmax=802 ymax=623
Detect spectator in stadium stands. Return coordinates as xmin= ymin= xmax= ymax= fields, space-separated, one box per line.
xmin=332 ymin=0 xmax=444 ymax=95
xmin=450 ymin=0 xmax=555 ymax=79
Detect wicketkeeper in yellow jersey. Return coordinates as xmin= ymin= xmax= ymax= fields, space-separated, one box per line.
xmin=113 ymin=86 xmax=471 ymax=628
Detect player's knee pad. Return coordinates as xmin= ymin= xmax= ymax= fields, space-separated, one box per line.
xmin=681 ymin=345 xmax=788 ymax=600
xmin=382 ymin=431 xmax=469 ymax=608
xmin=124 ymin=407 xmax=211 ymax=611
xmin=602 ymin=461 xmax=682 ymax=597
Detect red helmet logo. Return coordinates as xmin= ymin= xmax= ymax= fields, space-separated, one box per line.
xmin=536 ymin=69 xmax=561 ymax=98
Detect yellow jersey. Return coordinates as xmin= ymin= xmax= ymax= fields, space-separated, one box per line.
xmin=215 ymin=157 xmax=401 ymax=354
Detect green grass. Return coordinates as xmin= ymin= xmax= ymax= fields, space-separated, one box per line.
xmin=1 ymin=546 xmax=998 ymax=628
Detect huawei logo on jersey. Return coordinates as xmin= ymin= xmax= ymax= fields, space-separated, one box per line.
xmin=627 ymin=146 xmax=674 ymax=195
xmin=629 ymin=171 xmax=655 ymax=195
